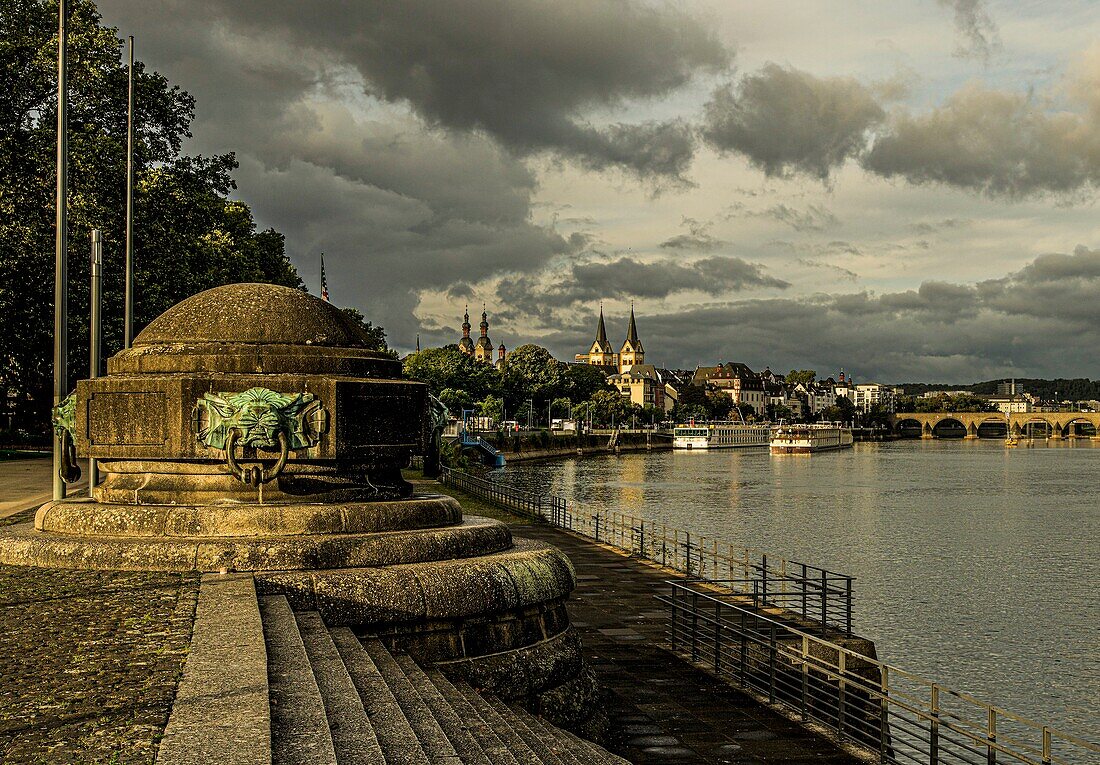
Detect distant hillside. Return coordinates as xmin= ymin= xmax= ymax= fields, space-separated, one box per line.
xmin=896 ymin=379 xmax=1100 ymax=401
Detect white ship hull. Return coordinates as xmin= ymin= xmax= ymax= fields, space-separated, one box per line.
xmin=673 ymin=424 xmax=771 ymax=450
xmin=770 ymin=425 xmax=853 ymax=454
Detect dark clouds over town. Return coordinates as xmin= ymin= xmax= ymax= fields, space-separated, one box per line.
xmin=96 ymin=0 xmax=1100 ymax=381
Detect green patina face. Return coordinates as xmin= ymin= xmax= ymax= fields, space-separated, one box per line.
xmin=193 ymin=387 xmax=327 ymax=451
xmin=52 ymin=393 xmax=77 ymax=440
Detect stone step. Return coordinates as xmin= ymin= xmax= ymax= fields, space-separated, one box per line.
xmin=259 ymin=596 xmax=338 ymax=765
xmin=360 ymin=640 xmax=462 ymax=763
xmin=512 ymin=706 xmax=627 ymax=765
xmin=156 ymin=574 xmax=270 ymax=765
xmin=295 ymin=612 xmax=385 ymax=765
xmin=329 ymin=629 xmax=431 ymax=765
xmin=486 ymin=695 xmax=580 ymax=765
xmin=415 ymin=666 xmax=521 ymax=765
xmin=448 ymin=683 xmax=547 ymax=765
xmin=392 ymin=654 xmax=492 ymax=765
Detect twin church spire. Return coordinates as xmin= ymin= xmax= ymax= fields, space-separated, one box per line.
xmin=576 ymin=303 xmax=645 ymax=373
xmin=458 ymin=305 xmax=506 ymax=365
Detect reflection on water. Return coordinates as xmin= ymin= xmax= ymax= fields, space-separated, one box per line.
xmin=495 ymin=440 xmax=1100 ymax=737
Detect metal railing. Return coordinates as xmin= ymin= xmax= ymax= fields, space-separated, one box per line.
xmin=439 ymin=465 xmax=854 ymax=635
xmin=660 ymin=582 xmax=1098 ymax=765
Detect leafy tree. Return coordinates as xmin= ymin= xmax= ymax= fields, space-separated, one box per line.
xmin=587 ymin=389 xmax=633 ymax=427
xmin=501 ymin=344 xmax=567 ymax=415
xmin=0 ymin=0 xmax=302 ymax=431
xmin=786 ymin=369 xmax=817 ymax=385
xmin=549 ymin=397 xmax=573 ymax=424
xmin=479 ymin=394 xmax=504 ymax=423
xmin=565 ymin=363 xmax=613 ymax=401
xmin=768 ymin=403 xmax=793 ymax=422
xmin=340 ymin=307 xmax=393 ymax=355
xmin=403 ymin=345 xmax=500 ymax=401
xmin=437 ymin=387 xmax=474 ymax=414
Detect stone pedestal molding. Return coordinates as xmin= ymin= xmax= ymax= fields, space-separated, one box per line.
xmin=0 ymin=283 xmax=597 ymax=729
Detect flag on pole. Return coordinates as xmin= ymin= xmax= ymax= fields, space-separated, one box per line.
xmin=320 ymin=254 xmax=329 ymax=301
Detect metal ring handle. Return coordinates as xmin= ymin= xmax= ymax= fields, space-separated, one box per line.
xmin=224 ymin=429 xmax=289 ymax=485
xmin=58 ymin=430 xmax=81 ymax=484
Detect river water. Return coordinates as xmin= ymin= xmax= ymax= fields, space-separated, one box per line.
xmin=492 ymin=440 xmax=1099 ymax=739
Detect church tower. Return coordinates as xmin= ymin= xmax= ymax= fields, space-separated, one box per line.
xmin=619 ymin=303 xmax=644 ymax=373
xmin=576 ymin=304 xmax=618 ymax=370
xmin=458 ymin=307 xmax=474 ymax=355
xmin=474 ymin=307 xmax=494 ymax=363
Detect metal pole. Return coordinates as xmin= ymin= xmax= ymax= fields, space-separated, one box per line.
xmin=52 ymin=0 xmax=69 ymax=501
xmin=124 ymin=36 xmax=135 ymax=348
xmin=89 ymin=230 xmax=102 ymax=494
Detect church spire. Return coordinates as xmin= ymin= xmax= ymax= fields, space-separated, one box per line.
xmin=626 ymin=302 xmax=641 ymax=349
xmin=595 ymin=303 xmax=611 ymax=352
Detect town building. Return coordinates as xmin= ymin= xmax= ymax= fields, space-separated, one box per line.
xmin=838 ymin=383 xmax=898 ymax=413
xmin=609 ymin=364 xmax=676 ymax=412
xmin=694 ymin=362 xmax=768 ymax=415
xmin=984 ymin=395 xmax=1033 ymax=414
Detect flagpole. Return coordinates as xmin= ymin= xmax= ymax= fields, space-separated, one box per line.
xmin=89 ymin=230 xmax=102 ymax=495
xmin=124 ymin=35 xmax=134 ymax=347
xmin=53 ymin=0 xmax=69 ymax=501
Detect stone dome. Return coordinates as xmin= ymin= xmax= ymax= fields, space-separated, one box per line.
xmin=109 ymin=283 xmax=400 ymax=377
xmin=134 ymin=283 xmax=372 ymax=347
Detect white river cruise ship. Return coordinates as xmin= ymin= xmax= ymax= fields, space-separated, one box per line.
xmin=769 ymin=424 xmax=854 ymax=454
xmin=673 ymin=422 xmax=772 ymax=450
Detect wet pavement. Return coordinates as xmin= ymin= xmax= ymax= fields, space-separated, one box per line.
xmin=510 ymin=522 xmax=861 ymax=765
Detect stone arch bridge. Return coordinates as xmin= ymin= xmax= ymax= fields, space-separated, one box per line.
xmin=891 ymin=412 xmax=1100 ymax=439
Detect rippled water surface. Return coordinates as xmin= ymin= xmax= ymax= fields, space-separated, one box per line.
xmin=494 ymin=440 xmax=1099 ymax=737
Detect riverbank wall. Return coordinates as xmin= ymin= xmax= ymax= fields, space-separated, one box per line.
xmin=491 ymin=431 xmax=672 ymax=463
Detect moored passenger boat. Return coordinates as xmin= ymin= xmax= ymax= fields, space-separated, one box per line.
xmin=769 ymin=423 xmax=853 ymax=454
xmin=673 ymin=422 xmax=772 ymax=449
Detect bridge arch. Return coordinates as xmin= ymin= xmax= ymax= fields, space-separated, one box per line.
xmin=931 ymin=417 xmax=968 ymax=438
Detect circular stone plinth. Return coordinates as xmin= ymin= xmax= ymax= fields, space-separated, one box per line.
xmin=107 ymin=283 xmax=400 ymax=376
xmin=0 ymin=515 xmax=510 ymax=572
xmin=35 ymin=494 xmax=462 ymax=537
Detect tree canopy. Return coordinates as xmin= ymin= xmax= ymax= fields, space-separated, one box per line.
xmin=1 ymin=0 xmax=305 ymax=431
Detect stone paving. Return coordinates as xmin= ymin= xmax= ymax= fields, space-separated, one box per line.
xmin=518 ymin=524 xmax=861 ymax=765
xmin=429 ymin=479 xmax=862 ymax=765
xmin=0 ymin=508 xmax=199 ymax=764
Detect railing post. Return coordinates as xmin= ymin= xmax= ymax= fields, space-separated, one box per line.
xmin=801 ymin=635 xmax=809 ymax=721
xmin=761 ymin=554 xmax=768 ymax=605
xmin=739 ymin=609 xmax=747 ymax=686
xmin=670 ymin=584 xmax=679 ymax=650
xmin=690 ymin=591 xmax=699 ymax=662
xmin=714 ymin=601 xmax=722 ymax=672
xmin=837 ymin=650 xmax=847 ymax=735
xmin=1042 ymin=727 xmax=1051 ymax=765
xmin=987 ymin=707 xmax=997 ymax=765
xmin=880 ymin=666 xmax=890 ymax=762
xmin=820 ymin=569 xmax=828 ymax=632
xmin=801 ymin=562 xmax=808 ymax=619
xmin=768 ymin=622 xmax=777 ymax=703
xmin=846 ymin=577 xmax=853 ymax=636
xmin=930 ymin=684 xmax=940 ymax=765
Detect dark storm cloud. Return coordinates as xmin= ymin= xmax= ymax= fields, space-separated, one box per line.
xmin=660 ymin=218 xmax=726 ymax=251
xmin=937 ymin=0 xmax=1000 ymax=63
xmin=151 ymin=0 xmax=730 ymax=178
xmin=497 ymin=255 xmax=789 ymax=317
xmin=862 ymin=82 xmax=1100 ymax=198
xmin=702 ymin=64 xmax=885 ymax=180
xmin=96 ymin=0 xmax=600 ymax=344
xmin=524 ymin=246 xmax=1100 ymax=381
xmin=699 ymin=52 xmax=1100 ymax=198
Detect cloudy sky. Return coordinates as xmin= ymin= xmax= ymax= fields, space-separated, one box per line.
xmin=96 ymin=0 xmax=1100 ymax=382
